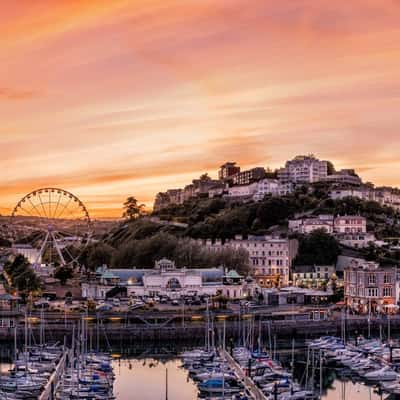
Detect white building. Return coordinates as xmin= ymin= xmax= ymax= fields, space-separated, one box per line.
xmin=330 ymin=187 xmax=400 ymax=211
xmin=278 ymin=155 xmax=328 ymax=184
xmin=334 ymin=216 xmax=367 ymax=234
xmin=252 ymin=179 xmax=293 ymax=201
xmin=293 ymin=265 xmax=336 ymax=285
xmin=224 ymin=179 xmax=293 ymax=202
xmin=288 ymin=215 xmax=334 ymax=234
xmin=12 ymin=245 xmax=41 ymax=264
xmin=330 ymin=187 xmax=374 ymax=202
xmin=337 ymin=232 xmax=376 ymax=249
xmin=375 ymin=188 xmax=400 ymax=210
xmin=324 ymin=169 xmax=362 ymax=186
xmin=204 ymin=235 xmax=298 ymax=287
xmin=82 ymin=259 xmax=259 ymax=301
xmin=226 ymin=183 xmax=258 ymax=198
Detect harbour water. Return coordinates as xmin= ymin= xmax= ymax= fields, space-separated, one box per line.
xmin=111 ymin=356 xmax=383 ymax=400
xmin=0 ymin=345 xmax=385 ymax=399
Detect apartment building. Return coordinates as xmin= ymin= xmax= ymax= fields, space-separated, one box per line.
xmin=324 ymin=169 xmax=362 ymax=186
xmin=330 ymin=186 xmax=374 ymax=202
xmin=288 ymin=215 xmax=334 ymax=234
xmin=344 ymin=261 xmax=397 ymax=314
xmin=225 ymin=179 xmax=293 ymax=201
xmin=278 ymin=155 xmax=328 ymax=184
xmin=218 ymin=162 xmax=241 ymax=181
xmin=334 ymin=216 xmax=367 ymax=234
xmin=293 ymin=265 xmax=336 ymax=285
xmin=204 ymin=235 xmax=299 ymax=288
xmin=227 ymin=183 xmax=258 ymax=198
xmin=330 ymin=186 xmax=400 ymax=211
xmin=375 ymin=187 xmax=400 ymax=210
xmin=253 ymin=179 xmax=293 ymax=201
xmin=336 ymin=232 xmax=376 ymax=249
xmin=231 ymin=167 xmax=266 ymax=186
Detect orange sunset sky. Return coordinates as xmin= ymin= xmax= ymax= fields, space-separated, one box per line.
xmin=1 ymin=0 xmax=400 ymax=218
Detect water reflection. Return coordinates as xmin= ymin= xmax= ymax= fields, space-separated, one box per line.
xmin=112 ymin=356 xmax=384 ymax=400
xmin=323 ymin=379 xmax=381 ymax=400
xmin=113 ymin=358 xmax=198 ymax=400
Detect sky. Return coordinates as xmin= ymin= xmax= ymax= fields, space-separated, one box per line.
xmin=1 ymin=0 xmax=400 ymax=218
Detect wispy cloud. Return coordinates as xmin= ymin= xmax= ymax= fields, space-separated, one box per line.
xmin=0 ymin=87 xmax=39 ymax=101
xmin=1 ymin=0 xmax=400 ymax=215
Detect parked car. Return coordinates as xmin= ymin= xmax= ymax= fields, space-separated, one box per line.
xmin=171 ymin=299 xmax=180 ymax=306
xmin=34 ymin=300 xmax=50 ymax=309
xmin=129 ymin=301 xmax=145 ymax=311
xmin=96 ymin=304 xmax=113 ymax=312
xmin=192 ymin=298 xmax=202 ymax=306
xmin=112 ymin=298 xmax=120 ymax=307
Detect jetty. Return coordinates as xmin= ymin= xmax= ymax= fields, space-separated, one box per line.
xmin=221 ymin=348 xmax=268 ymax=400
xmin=39 ymin=350 xmax=68 ymax=400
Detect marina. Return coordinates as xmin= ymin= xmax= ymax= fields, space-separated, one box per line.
xmin=0 ymin=316 xmax=115 ymax=400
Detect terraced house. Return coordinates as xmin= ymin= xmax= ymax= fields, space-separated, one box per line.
xmin=344 ymin=261 xmax=397 ymax=314
xmin=204 ymin=235 xmax=298 ymax=288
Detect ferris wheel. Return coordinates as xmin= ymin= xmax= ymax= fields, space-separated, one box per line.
xmin=10 ymin=188 xmax=93 ymax=267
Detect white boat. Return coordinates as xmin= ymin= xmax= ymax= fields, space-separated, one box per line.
xmin=364 ymin=366 xmax=398 ymax=381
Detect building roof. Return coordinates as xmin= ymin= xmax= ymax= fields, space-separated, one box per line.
xmin=336 ymin=255 xmax=365 ymax=272
xmin=101 ymin=271 xmax=118 ymax=279
xmin=224 ymin=270 xmax=242 ymax=279
xmin=293 ymin=265 xmax=315 ymax=274
xmin=101 ymin=267 xmax=224 ymax=284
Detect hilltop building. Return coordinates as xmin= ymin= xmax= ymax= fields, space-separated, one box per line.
xmin=224 ymin=179 xmax=293 ymax=202
xmin=231 ymin=167 xmax=266 ymax=186
xmin=330 ymin=186 xmax=400 ymax=211
xmin=278 ymin=155 xmax=328 ymax=184
xmin=218 ymin=162 xmax=241 ymax=181
xmin=334 ymin=216 xmax=367 ymax=234
xmin=324 ymin=169 xmax=362 ymax=186
xmin=288 ymin=215 xmax=334 ymax=234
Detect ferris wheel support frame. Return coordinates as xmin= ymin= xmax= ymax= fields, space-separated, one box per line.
xmin=11 ymin=187 xmax=92 ymax=267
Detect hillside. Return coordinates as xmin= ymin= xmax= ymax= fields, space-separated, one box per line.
xmin=152 ymin=184 xmax=400 ymax=241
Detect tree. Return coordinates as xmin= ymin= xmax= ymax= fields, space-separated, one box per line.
xmin=0 ymin=237 xmax=11 ymax=247
xmin=54 ymin=266 xmax=73 ymax=285
xmin=123 ymin=196 xmax=146 ymax=220
xmin=199 ymin=173 xmax=211 ymax=181
xmin=256 ymin=197 xmax=296 ymax=228
xmin=4 ymin=255 xmax=41 ymax=295
xmin=327 ymin=161 xmax=336 ymax=175
xmin=294 ymin=229 xmax=340 ymax=266
xmin=80 ymin=243 xmax=114 ymax=270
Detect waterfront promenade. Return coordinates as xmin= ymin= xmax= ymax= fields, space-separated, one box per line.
xmin=1 ymin=309 xmax=398 ymax=345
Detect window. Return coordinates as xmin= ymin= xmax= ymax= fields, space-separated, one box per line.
xmin=368 ymin=288 xmax=378 ymax=297
xmin=166 ymin=278 xmax=181 ymax=289
xmin=368 ymin=274 xmax=376 ymax=285
xmin=383 ymin=287 xmax=393 ymax=297
xmin=384 ymin=274 xmax=392 ymax=284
